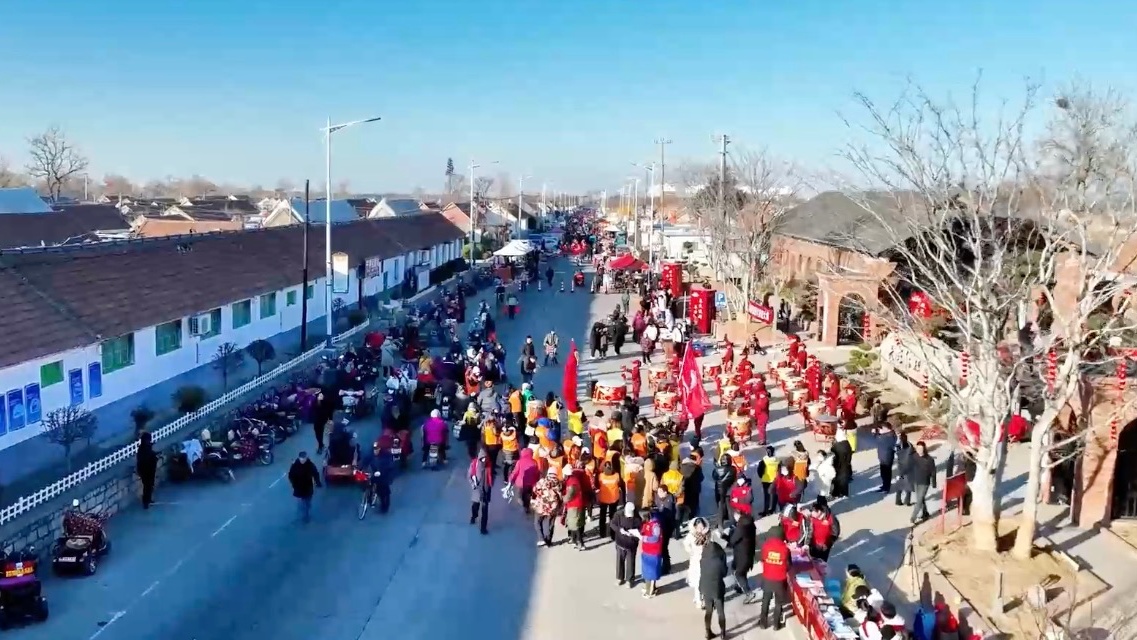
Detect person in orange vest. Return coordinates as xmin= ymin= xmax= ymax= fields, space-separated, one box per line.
xmin=757 ymin=524 xmax=791 ymax=630
xmin=565 ymin=436 xmax=583 ymax=467
xmin=535 ymin=418 xmax=555 ymax=452
xmin=546 ymin=442 xmax=567 ymax=479
xmin=591 ymin=426 xmax=609 ymax=467
xmin=629 ymin=425 xmax=649 ymax=458
xmin=500 ymin=423 xmax=521 ymax=482
xmin=595 ymin=460 xmax=624 ymax=539
xmin=481 ymin=416 xmax=503 ymax=469
xmin=507 ymin=385 xmax=524 ymax=429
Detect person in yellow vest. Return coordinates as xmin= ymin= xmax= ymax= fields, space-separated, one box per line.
xmin=500 ymin=424 xmax=521 ymax=481
xmin=606 ymin=415 xmax=624 ymax=447
xmin=482 ymin=416 xmax=503 ymax=468
xmin=662 ymin=460 xmax=684 ymax=499
xmin=758 ymin=445 xmax=779 ymax=516
xmin=595 ymin=460 xmax=624 ymax=540
xmin=567 ymin=407 xmax=584 ymax=436
xmin=791 ymin=440 xmax=811 ymax=482
xmin=508 ymin=386 xmax=524 ymax=428
xmin=717 ymin=435 xmax=733 ymax=461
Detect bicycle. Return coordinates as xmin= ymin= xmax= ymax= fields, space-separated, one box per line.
xmin=355 ymin=470 xmax=382 ymax=519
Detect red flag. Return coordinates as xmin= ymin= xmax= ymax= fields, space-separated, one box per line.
xmin=678 ymin=344 xmax=711 ymax=419
xmin=563 ymin=347 xmax=579 ymax=412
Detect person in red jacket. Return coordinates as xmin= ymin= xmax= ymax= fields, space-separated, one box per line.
xmin=773 ymin=464 xmax=803 ymax=512
xmin=758 ymin=524 xmax=791 ymax=630
xmin=780 ymin=504 xmax=807 ymax=546
xmin=807 ymin=496 xmax=841 ymax=561
xmin=629 ymin=360 xmax=643 ymax=400
xmin=721 ymin=336 xmax=735 ymax=372
xmin=562 ymin=467 xmax=588 ymax=550
xmin=751 ymin=391 xmax=770 ymax=445
xmin=728 ymin=475 xmax=754 ymax=518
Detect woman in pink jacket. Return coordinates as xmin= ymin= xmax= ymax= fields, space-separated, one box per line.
xmin=509 ymin=448 xmax=541 ymax=514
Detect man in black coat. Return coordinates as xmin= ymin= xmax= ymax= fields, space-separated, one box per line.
xmin=610 ymin=502 xmax=642 ymax=588
xmin=700 ymin=537 xmax=730 ymax=639
xmin=727 ymin=509 xmax=758 ymax=603
xmin=288 ymin=451 xmax=322 ymax=523
xmin=679 ymin=452 xmax=705 ymax=524
xmin=136 ymin=431 xmax=158 ymax=509
xmin=712 ymin=455 xmax=737 ymax=526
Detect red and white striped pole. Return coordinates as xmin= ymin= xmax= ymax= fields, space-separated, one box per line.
xmin=1046 ymin=349 xmax=1057 ymax=395
xmin=922 ymin=371 xmax=929 ymax=403
xmin=960 ymin=352 xmax=970 ymax=387
xmin=862 ymin=313 xmax=871 ymax=342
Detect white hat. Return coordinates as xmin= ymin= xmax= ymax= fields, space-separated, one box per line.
xmin=624 ymin=502 xmax=637 ymax=516
xmin=572 ymin=436 xmax=583 ymax=447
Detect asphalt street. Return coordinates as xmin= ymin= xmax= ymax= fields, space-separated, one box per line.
xmin=20 ymin=261 xmax=879 ymax=640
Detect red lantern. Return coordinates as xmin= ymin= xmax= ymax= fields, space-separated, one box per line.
xmin=960 ymin=352 xmax=970 ymax=386
xmin=1046 ymin=350 xmax=1057 ymax=394
xmin=922 ymin=372 xmax=929 ymax=402
xmin=862 ymin=313 xmax=871 ymax=341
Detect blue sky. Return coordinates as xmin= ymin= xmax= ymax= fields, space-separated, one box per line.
xmin=1 ymin=0 xmax=1134 ymax=194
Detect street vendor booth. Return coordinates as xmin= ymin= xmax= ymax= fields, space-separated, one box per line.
xmin=605 ymin=253 xmax=648 ymax=293
xmin=492 ymin=240 xmax=537 ymax=282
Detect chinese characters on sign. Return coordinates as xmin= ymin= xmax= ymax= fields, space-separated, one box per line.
xmin=747 ymin=301 xmax=774 ymax=324
xmin=688 ymin=287 xmax=713 ymax=334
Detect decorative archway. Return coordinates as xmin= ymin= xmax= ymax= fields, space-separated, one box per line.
xmin=837 ymin=294 xmax=867 ymax=345
xmin=1112 ymin=419 xmax=1137 ymax=520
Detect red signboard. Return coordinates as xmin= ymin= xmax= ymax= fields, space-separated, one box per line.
xmin=688 ymin=287 xmax=713 ymax=334
xmin=747 ymin=301 xmax=774 ymax=324
xmin=660 ymin=262 xmax=682 ymax=299
xmin=939 ymin=472 xmax=968 ymax=534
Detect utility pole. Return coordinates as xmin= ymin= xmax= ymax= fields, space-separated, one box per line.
xmin=300 ymin=180 xmax=311 ymax=352
xmin=654 ymin=138 xmax=671 ymax=265
xmin=631 ymin=177 xmax=640 ymax=249
xmin=717 ymin=134 xmax=731 ymax=223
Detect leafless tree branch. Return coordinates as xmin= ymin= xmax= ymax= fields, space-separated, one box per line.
xmin=26 ymin=126 xmax=88 ymax=201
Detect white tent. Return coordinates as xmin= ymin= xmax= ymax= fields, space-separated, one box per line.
xmin=493 ymin=240 xmax=536 ymax=257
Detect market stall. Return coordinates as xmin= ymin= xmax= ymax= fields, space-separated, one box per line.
xmin=491 ymin=240 xmax=538 ymax=282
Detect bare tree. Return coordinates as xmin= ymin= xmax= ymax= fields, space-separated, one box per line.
xmin=141 ymin=179 xmax=170 ymax=198
xmin=838 ymin=79 xmax=1137 ymax=554
xmin=449 ymin=173 xmax=469 ymax=197
xmin=172 ymin=175 xmax=218 ymax=198
xmin=474 ymin=176 xmax=495 ymax=199
xmin=101 ymin=174 xmax=136 ymax=198
xmin=26 ymin=126 xmax=89 ymax=201
xmin=0 ymin=156 xmax=28 ymax=187
xmin=43 ymin=405 xmax=98 ymax=472
xmin=212 ymin=342 xmax=244 ymax=392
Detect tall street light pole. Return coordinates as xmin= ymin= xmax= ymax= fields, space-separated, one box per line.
xmin=323 ymin=115 xmax=380 ymax=346
xmin=631 ymin=161 xmax=656 ymax=254
xmin=517 ymin=174 xmax=532 ymax=236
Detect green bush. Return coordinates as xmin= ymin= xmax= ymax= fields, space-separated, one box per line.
xmin=173 ymin=385 xmax=208 ymax=414
xmin=348 ymin=309 xmax=368 ymax=326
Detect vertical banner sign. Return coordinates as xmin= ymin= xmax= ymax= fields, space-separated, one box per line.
xmin=332 ymin=252 xmax=350 ymax=294
xmin=0 ymin=390 xmax=6 ymax=435
xmin=88 ymin=362 xmax=103 ymax=399
xmin=68 ymin=368 xmax=84 ymax=406
xmin=24 ymin=384 xmax=41 ymax=425
xmin=6 ymin=389 xmax=25 ymax=431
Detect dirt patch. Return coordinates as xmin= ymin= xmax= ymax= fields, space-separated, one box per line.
xmin=919 ymin=521 xmax=1108 ymax=639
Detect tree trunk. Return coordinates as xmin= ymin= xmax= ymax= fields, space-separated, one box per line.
xmin=969 ymin=465 xmax=1000 ymax=551
xmin=1012 ymin=420 xmax=1051 ymax=559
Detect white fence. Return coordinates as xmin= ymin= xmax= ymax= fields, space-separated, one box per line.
xmin=0 ymin=322 xmax=372 ymax=527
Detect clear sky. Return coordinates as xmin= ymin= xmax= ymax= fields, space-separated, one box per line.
xmin=1 ymin=0 xmax=1134 ymax=194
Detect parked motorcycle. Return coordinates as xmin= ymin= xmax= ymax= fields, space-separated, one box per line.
xmin=0 ymin=546 xmax=48 ymax=628
xmin=223 ymin=429 xmax=273 ymax=466
xmin=425 ymin=443 xmax=443 ymax=471
xmin=167 ymin=436 xmax=235 ymax=483
xmin=51 ymin=500 xmax=110 ymax=576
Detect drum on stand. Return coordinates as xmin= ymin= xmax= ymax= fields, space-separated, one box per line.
xmin=727 ymin=415 xmax=752 ymax=441
xmin=721 ymin=385 xmax=740 ymax=405
xmin=653 ymin=391 xmax=678 ymax=415
xmin=593 ymin=379 xmax=627 ymax=406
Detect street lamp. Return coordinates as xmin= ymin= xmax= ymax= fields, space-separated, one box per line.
xmin=468 ymin=159 xmax=499 ymax=254
xmin=322 ymin=115 xmax=380 ymax=346
xmin=632 ymin=161 xmax=656 ymax=256
xmin=517 ymin=174 xmax=532 ymax=236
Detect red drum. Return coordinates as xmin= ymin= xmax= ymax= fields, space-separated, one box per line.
xmin=593 ymin=379 xmax=627 ymax=406
xmin=721 ymin=385 xmax=740 ymax=404
xmin=716 ymin=373 xmax=733 ymax=392
xmin=648 ymin=365 xmax=670 ymax=388
xmin=653 ymin=391 xmax=678 ymax=414
xmin=703 ymin=363 xmax=723 ymax=381
xmin=728 ymin=415 xmax=752 ymax=441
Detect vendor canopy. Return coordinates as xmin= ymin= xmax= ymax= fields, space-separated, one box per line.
xmin=607 ymin=253 xmax=647 ymax=271
xmin=493 ymin=239 xmax=537 ymax=257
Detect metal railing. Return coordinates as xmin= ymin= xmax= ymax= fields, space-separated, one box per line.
xmin=0 ymin=321 xmax=372 ymax=527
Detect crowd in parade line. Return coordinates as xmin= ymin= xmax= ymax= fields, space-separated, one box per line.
xmin=458 ymin=272 xmax=937 ymax=640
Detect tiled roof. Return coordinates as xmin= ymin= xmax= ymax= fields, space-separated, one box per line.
xmin=441 ymin=202 xmax=472 ymax=229
xmin=0 ymin=187 xmax=52 ymax=214
xmin=132 ymin=217 xmax=243 ymax=238
xmin=374 ymin=198 xmax=423 ymax=217
xmin=0 ymin=205 xmax=129 ymax=249
xmin=346 ymin=198 xmax=377 ymax=216
xmin=285 ymin=198 xmax=360 ymax=224
xmin=185 ymin=197 xmax=259 ymax=215
xmin=0 ymin=213 xmax=465 ymax=368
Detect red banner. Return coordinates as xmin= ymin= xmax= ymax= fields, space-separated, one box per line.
xmin=747 ymin=301 xmax=774 ymax=324
xmin=678 ymin=343 xmax=711 ymax=418
xmin=563 ymin=340 xmax=579 ymax=412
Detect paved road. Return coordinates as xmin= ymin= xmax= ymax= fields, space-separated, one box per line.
xmin=23 ymin=265 xmax=950 ymax=640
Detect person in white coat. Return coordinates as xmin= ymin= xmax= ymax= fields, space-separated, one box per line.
xmin=683 ymin=517 xmax=711 ymax=609
xmin=814 ymin=450 xmax=836 ymax=500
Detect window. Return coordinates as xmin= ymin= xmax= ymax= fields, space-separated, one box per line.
xmin=286 ymin=290 xmax=298 ymax=306
xmin=232 ymin=300 xmax=252 ymax=328
xmin=260 ymin=293 xmax=277 ymax=319
xmin=203 ymin=308 xmax=222 ymax=339
xmin=155 ymin=320 xmax=183 ymax=355
xmin=40 ymin=361 xmax=64 ymax=387
xmin=305 ymin=284 xmax=315 ymax=300
xmin=101 ymin=334 xmax=135 ymax=374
